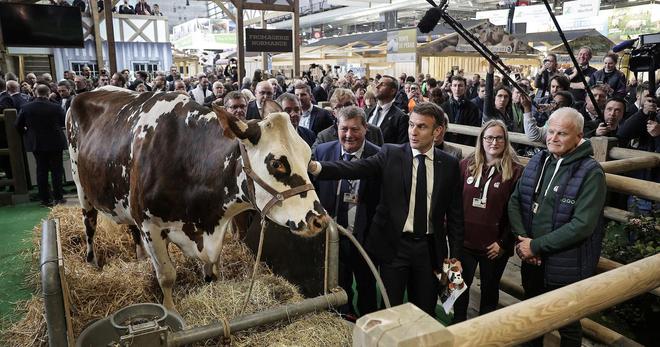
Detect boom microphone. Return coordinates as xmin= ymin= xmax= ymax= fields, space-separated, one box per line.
xmin=612 ymin=38 xmax=638 ymax=53
xmin=418 ymin=7 xmax=443 ymax=34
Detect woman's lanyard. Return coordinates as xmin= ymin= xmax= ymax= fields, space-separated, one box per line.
xmin=472 ymin=166 xmax=495 ymax=208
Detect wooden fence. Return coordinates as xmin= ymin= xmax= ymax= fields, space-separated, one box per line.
xmin=0 ymin=109 xmax=28 ymax=204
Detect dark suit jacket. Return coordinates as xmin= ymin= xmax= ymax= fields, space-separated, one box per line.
xmin=304 ymin=105 xmax=334 ymax=135
xmin=246 ymin=100 xmax=261 ymax=120
xmin=314 ymin=140 xmax=381 ymax=244
xmin=366 ymin=104 xmax=409 ymax=144
xmin=312 ymin=85 xmax=328 ymax=103
xmin=318 ymin=143 xmax=464 ymax=265
xmin=203 ymin=94 xmax=220 ymax=108
xmin=0 ymin=93 xmax=29 ymax=113
xmin=297 ymin=126 xmax=316 ymax=147
xmin=15 ymin=98 xmax=67 ymax=152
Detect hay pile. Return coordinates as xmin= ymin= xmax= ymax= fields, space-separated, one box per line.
xmin=2 ymin=205 xmax=351 ymax=346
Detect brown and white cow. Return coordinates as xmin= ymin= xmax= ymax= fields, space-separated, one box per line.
xmin=66 ymin=86 xmax=329 ymax=310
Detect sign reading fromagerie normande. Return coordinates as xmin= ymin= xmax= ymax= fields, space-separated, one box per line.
xmin=245 ymin=28 xmax=293 ymax=52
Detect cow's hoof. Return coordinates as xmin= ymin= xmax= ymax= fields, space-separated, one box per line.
xmin=204 ymin=274 xmax=217 ymax=283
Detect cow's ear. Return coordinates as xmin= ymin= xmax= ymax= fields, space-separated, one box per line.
xmin=261 ymin=99 xmax=283 ymax=117
xmin=212 ymin=103 xmax=261 ymax=145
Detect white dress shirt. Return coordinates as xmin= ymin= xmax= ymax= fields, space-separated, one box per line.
xmin=368 ymin=99 xmax=394 ymax=127
xmin=403 ymin=147 xmax=434 ymax=234
xmin=337 ymin=142 xmax=365 ymax=232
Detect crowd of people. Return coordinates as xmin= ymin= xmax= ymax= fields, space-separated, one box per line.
xmin=0 ymin=42 xmax=658 ymax=347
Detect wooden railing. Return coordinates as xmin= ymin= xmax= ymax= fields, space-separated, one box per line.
xmin=0 ymin=109 xmax=28 ymax=204
xmin=440 ymin=254 xmax=660 ymax=347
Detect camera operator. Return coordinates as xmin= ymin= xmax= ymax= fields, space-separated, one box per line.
xmin=534 ymin=54 xmax=560 ymax=100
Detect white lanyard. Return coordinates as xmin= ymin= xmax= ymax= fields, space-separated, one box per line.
xmin=534 ymin=156 xmax=563 ymax=198
xmin=475 ymin=166 xmax=496 ymax=202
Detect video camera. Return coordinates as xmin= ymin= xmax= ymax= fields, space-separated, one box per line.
xmin=628 ymin=33 xmax=660 ymax=73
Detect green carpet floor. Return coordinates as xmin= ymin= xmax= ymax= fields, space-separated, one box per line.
xmin=0 ymin=201 xmax=50 ymax=326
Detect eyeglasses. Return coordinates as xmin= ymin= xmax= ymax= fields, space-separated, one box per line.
xmin=483 ymin=136 xmax=505 ymax=143
xmin=227 ymin=104 xmax=247 ymax=110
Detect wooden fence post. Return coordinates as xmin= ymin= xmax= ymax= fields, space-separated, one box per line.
xmin=2 ymin=109 xmax=29 ymax=203
xmin=590 ymin=136 xmax=614 ymax=162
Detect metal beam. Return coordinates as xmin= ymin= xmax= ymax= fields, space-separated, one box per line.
xmin=212 ymin=0 xmax=236 ymax=22
xmin=236 ymin=1 xmax=245 ymax=84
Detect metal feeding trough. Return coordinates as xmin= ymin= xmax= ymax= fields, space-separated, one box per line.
xmin=76 ymin=303 xmax=185 ymax=347
xmin=41 ymin=219 xmax=364 ymax=346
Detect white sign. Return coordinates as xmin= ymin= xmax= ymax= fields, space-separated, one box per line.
xmin=475 ymin=9 xmax=510 ymax=26
xmin=562 ymin=0 xmax=600 ymax=17
xmin=513 ymin=4 xmax=549 ymax=24
xmin=387 ymin=52 xmax=416 ymax=63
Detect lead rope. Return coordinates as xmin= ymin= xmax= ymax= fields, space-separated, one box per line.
xmin=334 ymin=223 xmax=391 ymax=308
xmin=240 ymin=218 xmax=268 ymax=315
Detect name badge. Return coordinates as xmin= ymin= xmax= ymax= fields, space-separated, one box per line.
xmin=343 ymin=193 xmax=358 ymax=204
xmin=532 ymin=202 xmax=539 ymax=214
xmin=472 ymin=198 xmax=486 ymax=209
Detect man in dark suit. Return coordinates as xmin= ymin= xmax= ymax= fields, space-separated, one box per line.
xmin=313 ymin=106 xmax=380 ymax=319
xmin=295 ymin=82 xmax=334 ymax=135
xmin=365 ymin=75 xmax=409 ymax=144
xmin=312 ymin=76 xmax=332 ymax=103
xmin=203 ymin=81 xmax=226 ymax=107
xmin=276 ymin=93 xmax=316 ymax=147
xmin=54 ymin=80 xmax=75 ymax=113
xmin=246 ymin=80 xmax=273 ymax=120
xmin=0 ymin=80 xmax=29 ymax=113
xmin=309 ymin=102 xmax=464 ymax=315
xmin=15 ymin=84 xmax=67 ymax=206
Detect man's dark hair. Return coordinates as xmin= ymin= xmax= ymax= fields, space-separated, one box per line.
xmin=276 ymin=92 xmax=299 ymax=105
xmin=550 ymin=74 xmax=570 ymax=91
xmin=136 ymin=71 xmax=148 ymax=80
xmin=112 ymin=73 xmax=126 ymax=86
xmin=450 ymin=75 xmax=467 ymax=86
xmin=606 ymin=96 xmax=627 ymax=110
xmin=35 ymin=84 xmax=51 ymax=97
xmin=294 ymin=81 xmax=311 ymax=94
xmin=554 ymin=90 xmax=575 ymax=107
xmin=57 ymin=80 xmax=72 ymax=90
xmin=426 ymin=78 xmax=437 ymax=89
xmin=223 ymin=90 xmax=246 ymax=105
xmin=381 ymin=75 xmax=399 ymax=90
xmin=405 ymin=76 xmax=416 ymax=83
xmin=412 ymin=102 xmax=445 ymax=128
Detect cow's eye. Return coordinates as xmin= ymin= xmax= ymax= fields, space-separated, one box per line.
xmin=271 ymin=160 xmax=281 ymax=169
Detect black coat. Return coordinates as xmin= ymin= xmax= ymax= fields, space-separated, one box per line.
xmin=246 ymin=100 xmax=261 ymax=120
xmin=318 ymin=143 xmax=464 ymax=265
xmin=15 ymin=98 xmax=67 ymax=152
xmin=365 ymin=105 xmax=409 ymax=144
xmin=0 ymin=93 xmax=29 ymax=113
xmin=304 ymin=105 xmax=334 ymax=135
xmin=312 ymin=85 xmax=328 ymax=103
xmin=297 ymin=126 xmax=316 ymax=147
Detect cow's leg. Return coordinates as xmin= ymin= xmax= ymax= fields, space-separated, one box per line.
xmin=82 ymin=208 xmax=99 ymax=265
xmin=202 ymin=263 xmax=217 ymax=282
xmin=141 ymin=226 xmax=177 ymax=311
xmin=129 ymin=225 xmax=147 ymax=260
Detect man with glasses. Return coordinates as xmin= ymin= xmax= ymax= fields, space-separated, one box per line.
xmin=222 ymin=91 xmax=248 ymax=121
xmin=277 ymin=93 xmax=316 ymax=147
xmin=312 ymin=88 xmax=383 ymax=152
xmin=246 ymin=80 xmax=273 ymax=120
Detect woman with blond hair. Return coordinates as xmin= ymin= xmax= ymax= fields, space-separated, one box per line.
xmin=453 ymin=120 xmax=523 ymax=323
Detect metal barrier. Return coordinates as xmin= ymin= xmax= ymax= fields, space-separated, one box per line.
xmin=0 ymin=108 xmax=29 ymax=203
xmin=41 ymin=219 xmax=69 ymax=346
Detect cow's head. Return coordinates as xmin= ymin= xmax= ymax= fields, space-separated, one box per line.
xmin=213 ymin=100 xmax=329 ymax=237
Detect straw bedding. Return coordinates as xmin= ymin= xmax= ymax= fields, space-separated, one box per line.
xmin=2 ymin=205 xmax=351 ymax=346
